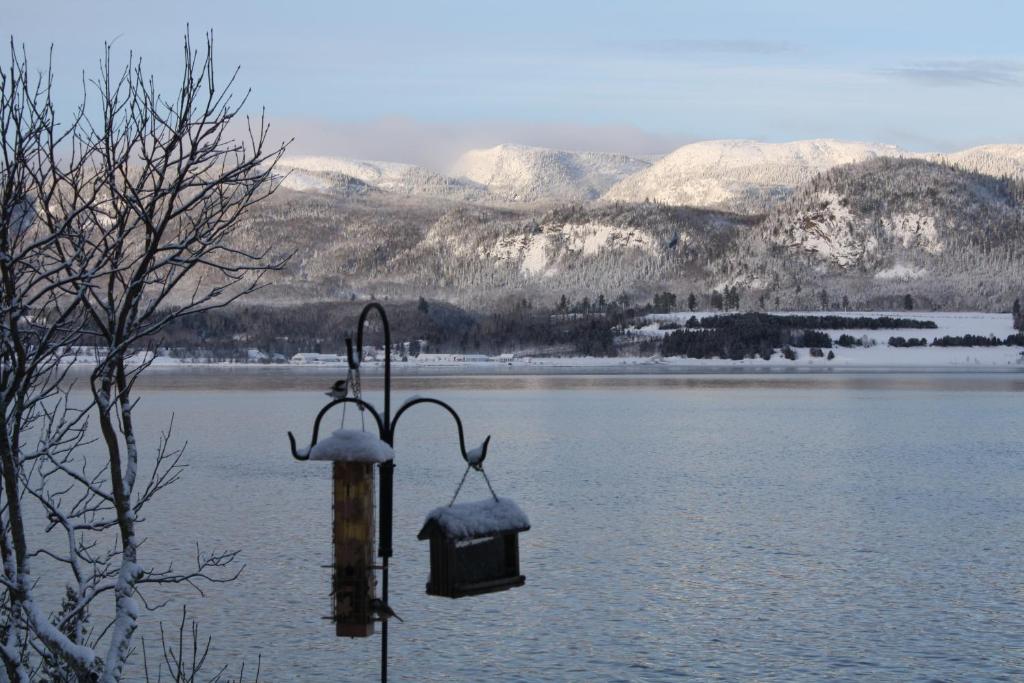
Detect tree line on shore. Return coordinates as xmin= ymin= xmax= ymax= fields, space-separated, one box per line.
xmin=138 ymin=292 xmax=1024 ymax=362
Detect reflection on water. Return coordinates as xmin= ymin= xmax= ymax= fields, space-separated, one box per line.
xmin=48 ymin=371 xmax=1024 ymax=681
xmin=110 ymin=365 xmax=1024 ymax=393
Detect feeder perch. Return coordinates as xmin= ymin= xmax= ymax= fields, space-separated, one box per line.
xmin=304 ymin=429 xmax=394 ymax=637
xmin=417 ymin=497 xmax=530 ymax=598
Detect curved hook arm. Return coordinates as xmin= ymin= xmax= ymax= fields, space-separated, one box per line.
xmin=353 ymin=302 xmax=391 ymax=427
xmin=288 ymin=397 xmax=385 ymax=461
xmin=391 ymin=397 xmax=491 ymax=468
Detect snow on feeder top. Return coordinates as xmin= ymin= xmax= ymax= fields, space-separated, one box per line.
xmin=417 ymin=497 xmax=530 ymax=598
xmin=299 ymin=429 xmax=395 ymax=463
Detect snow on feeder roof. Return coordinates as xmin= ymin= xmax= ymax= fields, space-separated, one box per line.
xmin=301 ymin=429 xmax=395 ymax=463
xmin=417 ymin=497 xmax=530 ymax=541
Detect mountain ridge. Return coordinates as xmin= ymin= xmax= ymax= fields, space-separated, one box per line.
xmin=602 ymin=138 xmax=915 ymax=211
xmin=448 ymin=143 xmax=650 ymax=202
xmin=225 ymin=155 xmax=1024 ymax=312
xmin=276 ymin=139 xmax=1024 ymax=214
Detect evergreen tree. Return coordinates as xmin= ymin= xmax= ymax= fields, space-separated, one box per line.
xmin=903 ymin=293 xmax=914 ymax=311
xmin=723 ymin=286 xmax=741 ymax=311
xmin=417 ymin=296 xmax=430 ymax=314
xmin=687 ymin=292 xmax=697 ymax=311
xmin=710 ymin=290 xmax=724 ymax=311
xmin=653 ymin=291 xmax=677 ymax=313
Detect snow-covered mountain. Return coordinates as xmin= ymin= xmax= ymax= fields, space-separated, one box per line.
xmin=602 ymin=139 xmax=914 ymax=212
xmin=759 ymin=157 xmax=1024 ymax=272
xmin=933 ymin=144 xmax=1024 ymax=179
xmin=449 ymin=144 xmax=650 ymax=202
xmin=274 ymin=142 xmax=1024 ymax=213
xmin=275 ymin=156 xmax=488 ymax=201
xmin=227 ymin=153 xmax=1024 ymax=309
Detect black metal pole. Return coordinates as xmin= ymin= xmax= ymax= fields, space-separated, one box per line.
xmin=338 ymin=302 xmax=486 ymax=683
xmin=353 ymin=303 xmax=393 ymax=683
xmin=380 ymin=559 xmax=389 ymax=683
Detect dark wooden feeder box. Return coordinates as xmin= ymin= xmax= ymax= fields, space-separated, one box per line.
xmin=417 ymin=497 xmax=529 ymax=598
xmin=305 ymin=429 xmax=395 ymax=637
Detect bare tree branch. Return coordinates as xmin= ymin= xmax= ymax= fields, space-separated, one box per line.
xmin=1 ymin=30 xmax=286 ymax=681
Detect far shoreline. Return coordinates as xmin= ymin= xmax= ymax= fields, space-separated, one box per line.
xmin=138 ymin=362 xmax=1024 ymax=375
xmin=60 ymin=361 xmax=1024 ymax=383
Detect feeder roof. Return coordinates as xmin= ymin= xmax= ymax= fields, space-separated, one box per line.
xmin=302 ymin=429 xmax=394 ymax=463
xmin=417 ymin=497 xmax=530 ymax=541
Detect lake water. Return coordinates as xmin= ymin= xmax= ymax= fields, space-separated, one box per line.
xmin=60 ymin=371 xmax=1024 ymax=681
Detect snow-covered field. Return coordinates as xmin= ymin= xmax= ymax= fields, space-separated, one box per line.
xmin=639 ymin=311 xmax=1023 ymax=368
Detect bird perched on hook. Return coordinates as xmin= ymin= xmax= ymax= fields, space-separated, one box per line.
xmin=368 ymin=598 xmax=403 ymax=623
xmin=326 ymin=379 xmax=349 ymax=400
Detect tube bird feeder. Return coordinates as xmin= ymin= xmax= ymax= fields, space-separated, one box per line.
xmin=304 ymin=429 xmax=394 ymax=637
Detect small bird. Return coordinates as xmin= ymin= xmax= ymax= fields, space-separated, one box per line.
xmin=326 ymin=378 xmax=348 ymax=400
xmin=368 ymin=598 xmax=403 ymax=623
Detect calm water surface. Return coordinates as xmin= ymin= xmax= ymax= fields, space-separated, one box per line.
xmin=64 ymin=371 xmax=1024 ymax=681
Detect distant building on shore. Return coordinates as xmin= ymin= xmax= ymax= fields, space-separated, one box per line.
xmin=416 ymin=353 xmax=492 ymax=363
xmin=291 ymin=352 xmax=345 ymax=365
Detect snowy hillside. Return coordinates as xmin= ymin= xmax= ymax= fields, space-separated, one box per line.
xmin=274 ymin=142 xmax=1024 ymax=211
xmin=760 ymin=157 xmax=1024 ymax=271
xmin=603 ymin=139 xmax=913 ymax=212
xmin=481 ymin=222 xmax=660 ymax=277
xmin=450 ymin=144 xmax=649 ymax=202
xmin=933 ymin=144 xmax=1024 ymax=179
xmin=275 ymin=156 xmax=488 ymax=200
xmin=225 ymin=140 xmax=1024 ymax=310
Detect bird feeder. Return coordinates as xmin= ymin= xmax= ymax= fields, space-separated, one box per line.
xmin=417 ymin=497 xmax=529 ymax=598
xmin=303 ymin=428 xmax=394 ymax=637
xmin=287 ymin=303 xmax=531 ymax=683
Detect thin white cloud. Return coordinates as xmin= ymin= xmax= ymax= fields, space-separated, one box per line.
xmin=262 ymin=116 xmax=685 ymax=170
xmin=880 ymin=60 xmax=1024 ymax=86
xmin=619 ymin=38 xmax=796 ymax=56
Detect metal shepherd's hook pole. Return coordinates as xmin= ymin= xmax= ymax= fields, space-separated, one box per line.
xmin=289 ymin=302 xmax=494 ymax=683
xmin=351 ymin=303 xmax=394 ymax=683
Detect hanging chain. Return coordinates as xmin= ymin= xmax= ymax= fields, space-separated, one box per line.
xmin=349 ymin=365 xmax=366 ymax=431
xmin=337 ymin=376 xmax=349 ymax=429
xmin=479 ymin=468 xmax=499 ymax=502
xmin=331 ymin=364 xmax=367 ymax=431
xmin=448 ymin=465 xmax=472 ymax=506
xmin=448 ymin=463 xmax=500 ymax=506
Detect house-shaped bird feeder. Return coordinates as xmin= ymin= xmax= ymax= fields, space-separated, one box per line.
xmin=302 ymin=428 xmax=394 ymax=637
xmin=417 ymin=497 xmax=530 ymax=598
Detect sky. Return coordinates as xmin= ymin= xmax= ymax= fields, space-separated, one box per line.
xmin=6 ymin=0 xmax=1024 ymax=169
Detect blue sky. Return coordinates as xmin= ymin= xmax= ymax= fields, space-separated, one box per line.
xmin=6 ymin=0 xmax=1024 ymax=167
